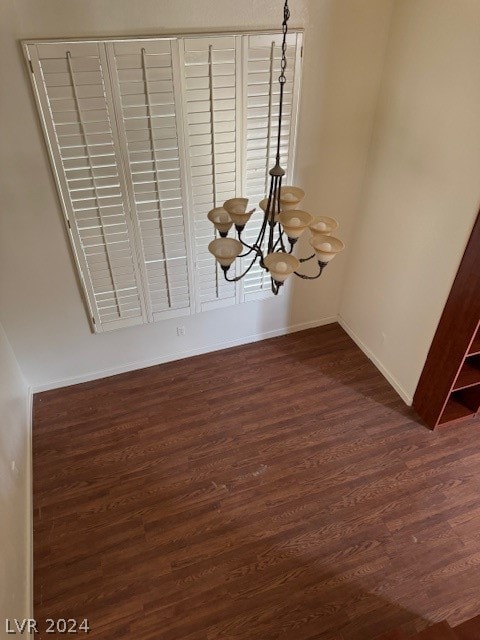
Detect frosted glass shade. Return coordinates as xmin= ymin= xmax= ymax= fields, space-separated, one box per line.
xmin=207 ymin=207 xmax=233 ymax=236
xmin=259 ymin=198 xmax=280 ymax=222
xmin=309 ymin=216 xmax=339 ymax=237
xmin=309 ymin=234 xmax=345 ymax=263
xmin=263 ymin=252 xmax=300 ymax=283
xmin=279 ymin=186 xmax=305 ymax=211
xmin=208 ymin=238 xmax=243 ymax=267
xmin=259 ymin=198 xmax=269 ymax=213
xmin=223 ymin=198 xmax=255 ymax=227
xmin=278 ymin=210 xmax=314 ymax=239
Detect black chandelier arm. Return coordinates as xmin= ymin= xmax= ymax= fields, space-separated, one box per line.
xmin=272 ymin=225 xmax=287 ymax=252
xmin=236 ymin=208 xmax=270 ymax=259
xmin=273 ymin=235 xmax=282 ymax=251
xmin=299 ymin=253 xmax=316 ymax=263
xmin=255 ymin=214 xmax=269 ymax=256
xmin=267 ymin=175 xmax=279 ymax=252
xmin=239 ymin=246 xmax=257 ymax=259
xmin=240 ymin=243 xmax=264 ymax=260
xmin=276 ymin=190 xmax=288 ymax=253
xmin=237 ymin=235 xmax=259 ymax=258
xmin=256 ymin=201 xmax=272 ymax=252
xmin=293 ymin=262 xmax=327 ymax=280
xmin=223 ymin=252 xmax=261 ymax=283
xmin=235 ymin=230 xmax=265 ymax=259
xmin=268 ymin=172 xmax=286 ymax=252
xmin=271 ymin=278 xmax=282 ymax=295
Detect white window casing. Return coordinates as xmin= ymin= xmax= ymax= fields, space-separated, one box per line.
xmin=24 ymin=31 xmax=303 ymax=332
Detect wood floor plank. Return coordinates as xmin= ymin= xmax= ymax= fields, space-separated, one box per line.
xmin=33 ymin=324 xmax=480 ymax=640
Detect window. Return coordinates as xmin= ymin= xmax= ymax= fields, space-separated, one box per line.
xmin=24 ymin=32 xmax=303 ymax=332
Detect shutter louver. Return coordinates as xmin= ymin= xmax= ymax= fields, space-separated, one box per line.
xmin=107 ymin=40 xmax=193 ymax=321
xmin=180 ymin=36 xmax=240 ymax=312
xmin=26 ymin=41 xmax=147 ymax=331
xmin=241 ymin=32 xmax=302 ymax=300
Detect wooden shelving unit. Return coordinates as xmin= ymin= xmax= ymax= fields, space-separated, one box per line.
xmin=439 ymin=395 xmax=475 ymax=425
xmin=452 ymin=359 xmax=480 ymax=391
xmin=436 ymin=349 xmax=480 ymax=426
xmin=413 ymin=212 xmax=480 ymax=429
xmin=468 ymin=327 xmax=480 ymax=356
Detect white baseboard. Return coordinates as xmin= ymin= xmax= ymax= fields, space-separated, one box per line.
xmin=32 ymin=316 xmax=337 ymax=393
xmin=338 ymin=315 xmax=413 ymax=406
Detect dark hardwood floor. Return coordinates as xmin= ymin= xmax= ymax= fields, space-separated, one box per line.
xmin=33 ymin=323 xmax=480 ymax=640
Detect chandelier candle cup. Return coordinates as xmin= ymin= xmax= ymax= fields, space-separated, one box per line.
xmin=207 ymin=208 xmax=233 ymax=237
xmin=309 ymin=234 xmax=345 ymax=264
xmin=223 ymin=198 xmax=255 ymax=230
xmin=264 ymin=252 xmax=300 ymax=283
xmin=278 ymin=210 xmax=314 ymax=240
xmin=279 ymin=186 xmax=305 ymax=210
xmin=309 ymin=216 xmax=339 ymax=237
xmin=208 ymin=238 xmax=243 ymax=270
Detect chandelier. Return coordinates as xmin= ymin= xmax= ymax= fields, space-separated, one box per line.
xmin=207 ymin=0 xmax=344 ymax=295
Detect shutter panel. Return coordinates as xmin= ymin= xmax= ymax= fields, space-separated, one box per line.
xmin=180 ymin=36 xmax=241 ymax=312
xmin=106 ymin=40 xmax=194 ymax=321
xmin=240 ymin=32 xmax=303 ymax=301
xmin=26 ymin=41 xmax=148 ymax=331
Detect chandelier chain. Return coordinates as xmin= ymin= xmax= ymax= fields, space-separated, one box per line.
xmin=275 ymin=0 xmax=290 ymax=164
xmin=279 ymin=0 xmax=290 ymax=85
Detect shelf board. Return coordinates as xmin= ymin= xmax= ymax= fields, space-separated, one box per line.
xmin=438 ymin=397 xmax=475 ymax=425
xmin=468 ymin=335 xmax=480 ymax=356
xmin=452 ymin=361 xmax=480 ymax=391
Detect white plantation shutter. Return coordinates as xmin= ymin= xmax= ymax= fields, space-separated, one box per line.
xmin=241 ymin=32 xmax=303 ymax=301
xmin=24 ymin=31 xmax=303 ymax=332
xmin=106 ymin=40 xmax=193 ymax=321
xmin=180 ymin=36 xmax=240 ymax=312
xmin=26 ymin=41 xmax=148 ymax=331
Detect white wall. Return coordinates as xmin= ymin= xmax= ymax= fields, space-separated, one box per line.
xmin=0 ymin=322 xmax=30 ymax=634
xmin=340 ymin=0 xmax=480 ymax=403
xmin=0 ymin=0 xmax=393 ymax=390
